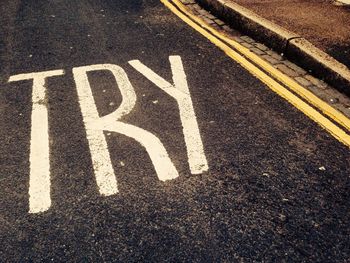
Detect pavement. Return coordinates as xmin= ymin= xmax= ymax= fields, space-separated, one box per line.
xmin=196 ymin=0 xmax=350 ymax=96
xmin=0 ymin=0 xmax=350 ymax=262
xmin=232 ymin=0 xmax=350 ymax=69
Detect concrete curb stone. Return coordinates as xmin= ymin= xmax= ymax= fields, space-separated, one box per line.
xmin=286 ymin=38 xmax=350 ymax=95
xmin=195 ymin=0 xmax=350 ymax=97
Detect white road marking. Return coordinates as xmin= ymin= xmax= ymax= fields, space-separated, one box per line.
xmin=73 ymin=64 xmax=178 ymax=193
xmin=336 ymin=0 xmax=350 ymax=4
xmin=7 ymin=56 xmax=207 ymax=213
xmin=73 ymin=65 xmax=119 ymax=196
xmin=129 ymin=56 xmax=209 ymax=174
xmin=8 ymin=69 xmax=65 ymax=213
xmin=98 ymin=121 xmax=179 ymax=181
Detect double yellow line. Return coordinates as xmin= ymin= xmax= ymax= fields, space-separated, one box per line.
xmin=161 ymin=0 xmax=350 ymax=147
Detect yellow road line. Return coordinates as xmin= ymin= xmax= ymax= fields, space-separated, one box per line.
xmin=161 ymin=0 xmax=350 ymax=147
xmin=172 ymin=0 xmax=350 ymax=133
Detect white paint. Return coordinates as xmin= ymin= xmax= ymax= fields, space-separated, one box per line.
xmin=8 ymin=69 xmax=65 ymax=213
xmin=73 ymin=64 xmax=179 ymax=193
xmin=336 ymin=0 xmax=350 ymax=4
xmin=129 ymin=56 xmax=208 ymax=174
xmin=7 ymin=56 xmax=207 ymax=214
xmin=100 ymin=121 xmax=179 ymax=181
xmin=72 ymin=65 xmax=118 ymax=196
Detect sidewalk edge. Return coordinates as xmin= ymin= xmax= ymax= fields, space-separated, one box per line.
xmin=196 ymin=0 xmax=350 ymax=96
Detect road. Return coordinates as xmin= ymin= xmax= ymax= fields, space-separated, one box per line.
xmin=0 ymin=0 xmax=349 ymax=262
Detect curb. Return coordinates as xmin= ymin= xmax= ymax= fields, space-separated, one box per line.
xmin=196 ymin=0 xmax=350 ymax=97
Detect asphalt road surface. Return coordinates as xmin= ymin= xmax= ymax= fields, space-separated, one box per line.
xmin=0 ymin=0 xmax=349 ymax=262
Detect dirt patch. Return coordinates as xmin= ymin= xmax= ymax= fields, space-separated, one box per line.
xmin=232 ymin=0 xmax=350 ymax=68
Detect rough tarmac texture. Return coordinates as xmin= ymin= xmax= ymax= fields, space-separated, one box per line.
xmin=0 ymin=0 xmax=349 ymax=262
